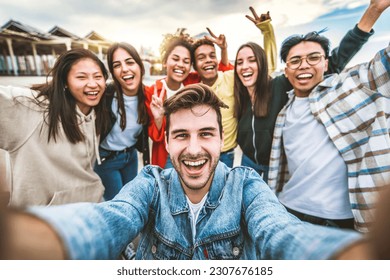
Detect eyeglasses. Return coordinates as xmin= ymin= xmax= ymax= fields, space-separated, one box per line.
xmin=286 ymin=53 xmax=325 ymax=70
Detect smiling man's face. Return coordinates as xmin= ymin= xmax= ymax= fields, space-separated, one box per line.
xmin=166 ymin=105 xmax=223 ymax=199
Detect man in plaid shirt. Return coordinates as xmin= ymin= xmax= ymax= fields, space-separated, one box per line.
xmin=268 ymin=0 xmax=390 ymax=233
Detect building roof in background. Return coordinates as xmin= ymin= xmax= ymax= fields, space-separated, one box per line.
xmin=48 ymin=26 xmax=82 ymax=40
xmin=0 ymin=19 xmax=112 ymax=56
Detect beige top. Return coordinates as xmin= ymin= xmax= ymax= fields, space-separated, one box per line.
xmin=0 ymin=85 xmax=104 ymax=207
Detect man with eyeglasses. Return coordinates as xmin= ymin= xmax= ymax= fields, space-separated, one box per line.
xmin=268 ymin=0 xmax=390 ymax=233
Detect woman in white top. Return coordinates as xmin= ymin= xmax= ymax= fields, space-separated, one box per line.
xmin=94 ymin=42 xmax=149 ymax=201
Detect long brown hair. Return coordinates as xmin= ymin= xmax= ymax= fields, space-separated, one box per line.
xmin=234 ymin=42 xmax=271 ymax=120
xmin=106 ymin=42 xmax=148 ymax=128
xmin=31 ymin=48 xmax=109 ymax=143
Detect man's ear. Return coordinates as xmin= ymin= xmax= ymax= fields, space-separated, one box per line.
xmin=220 ymin=130 xmax=225 ymax=152
xmin=284 ymin=67 xmax=288 ymax=78
xmin=165 ymin=132 xmax=169 ymax=153
xmin=324 ymin=58 xmax=329 ymax=72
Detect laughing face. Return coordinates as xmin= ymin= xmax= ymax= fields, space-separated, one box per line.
xmin=236 ymin=46 xmax=259 ymax=93
xmin=66 ymin=58 xmax=106 ymax=115
xmin=284 ymin=41 xmax=328 ymax=97
xmin=164 ymin=45 xmax=191 ymax=90
xmin=111 ymin=47 xmax=142 ymax=96
xmin=166 ymin=105 xmax=223 ymax=200
xmin=194 ymin=44 xmax=219 ymax=86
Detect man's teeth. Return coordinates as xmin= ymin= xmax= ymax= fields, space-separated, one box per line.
xmin=204 ymin=66 xmax=214 ymax=71
xmin=297 ymin=73 xmax=313 ymax=79
xmin=85 ymin=91 xmax=98 ymax=96
xmin=184 ymin=160 xmax=206 ymax=166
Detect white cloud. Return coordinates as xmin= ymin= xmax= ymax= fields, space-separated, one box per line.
xmin=0 ymin=0 xmax=388 ymax=66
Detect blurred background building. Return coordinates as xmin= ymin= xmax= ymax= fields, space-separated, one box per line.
xmin=0 ymin=19 xmax=163 ymax=77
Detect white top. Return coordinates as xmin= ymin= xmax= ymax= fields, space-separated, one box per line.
xmin=186 ymin=193 xmax=208 ymax=240
xmin=278 ymin=96 xmax=353 ymax=219
xmin=100 ymin=94 xmax=142 ymax=151
xmin=161 ymin=79 xmax=184 ymax=99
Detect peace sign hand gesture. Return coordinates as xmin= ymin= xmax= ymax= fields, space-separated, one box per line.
xmin=150 ymin=84 xmax=166 ymax=130
xmin=204 ymin=27 xmax=227 ymax=50
xmin=245 ymin=6 xmax=271 ymax=26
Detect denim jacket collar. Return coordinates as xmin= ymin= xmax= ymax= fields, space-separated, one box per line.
xmin=166 ymin=162 xmax=227 ymax=215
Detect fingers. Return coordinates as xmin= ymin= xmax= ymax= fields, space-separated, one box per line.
xmin=204 ymin=35 xmax=214 ymax=42
xmin=245 ymin=15 xmax=256 ymax=24
xmin=151 ymin=95 xmax=163 ymax=107
xmin=206 ymin=27 xmax=217 ymax=38
xmin=159 ymin=84 xmax=166 ymax=99
xmin=151 ymin=94 xmax=164 ymax=114
xmin=153 ymin=84 xmax=157 ymax=96
xmin=249 ymin=6 xmax=259 ymax=20
xmin=153 ymin=84 xmax=165 ymax=99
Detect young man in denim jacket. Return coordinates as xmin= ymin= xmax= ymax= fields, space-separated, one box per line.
xmin=4 ymin=84 xmax=374 ymax=260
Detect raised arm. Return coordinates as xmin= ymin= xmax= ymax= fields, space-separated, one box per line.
xmin=204 ymin=27 xmax=230 ymax=67
xmin=246 ymin=7 xmax=277 ymax=73
xmin=358 ymin=0 xmax=390 ymax=32
xmin=327 ymin=0 xmax=390 ymax=74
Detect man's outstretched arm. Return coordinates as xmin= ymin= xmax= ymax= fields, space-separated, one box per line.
xmin=2 ymin=209 xmax=66 ymax=259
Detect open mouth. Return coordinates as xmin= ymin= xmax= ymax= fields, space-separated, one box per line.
xmin=182 ymin=159 xmax=207 ymax=171
xmin=296 ymin=73 xmax=313 ymax=80
xmin=173 ymin=69 xmax=184 ymax=75
xmin=122 ymin=75 xmax=134 ymax=81
xmin=203 ymin=65 xmax=215 ymax=72
xmin=242 ymin=72 xmax=253 ymax=79
xmin=84 ymin=91 xmax=99 ymax=96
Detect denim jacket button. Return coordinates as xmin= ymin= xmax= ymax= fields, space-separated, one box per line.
xmin=151 ymin=245 xmax=157 ymax=254
xmin=232 ymin=247 xmax=240 ymax=256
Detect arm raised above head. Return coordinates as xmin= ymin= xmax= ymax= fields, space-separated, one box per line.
xmin=357 ymin=0 xmax=390 ymax=32
xmin=246 ymin=7 xmax=277 ymax=73
xmin=204 ymin=27 xmax=229 ymax=66
xmin=327 ymin=0 xmax=390 ymax=74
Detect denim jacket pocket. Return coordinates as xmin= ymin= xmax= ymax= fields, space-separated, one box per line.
xmin=150 ymin=231 xmax=191 ymax=260
xmin=202 ymin=229 xmax=244 ymax=260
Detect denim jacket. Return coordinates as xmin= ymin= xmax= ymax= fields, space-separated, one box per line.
xmin=31 ymin=163 xmax=361 ymax=260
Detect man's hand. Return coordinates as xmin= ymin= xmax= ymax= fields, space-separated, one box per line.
xmin=204 ymin=27 xmax=227 ymax=50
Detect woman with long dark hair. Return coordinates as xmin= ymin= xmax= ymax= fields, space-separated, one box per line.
xmin=0 ymin=48 xmax=109 ymax=206
xmin=94 ymin=42 xmax=149 ymax=201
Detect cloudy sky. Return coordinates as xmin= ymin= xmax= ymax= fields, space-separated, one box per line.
xmin=1 ymin=0 xmax=389 ymax=70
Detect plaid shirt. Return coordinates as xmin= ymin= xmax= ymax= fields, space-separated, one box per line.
xmin=269 ymin=43 xmax=390 ymax=232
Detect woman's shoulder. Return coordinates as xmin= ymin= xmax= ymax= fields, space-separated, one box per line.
xmin=144 ymin=79 xmax=165 ymax=98
xmin=0 ymin=85 xmax=48 ymax=111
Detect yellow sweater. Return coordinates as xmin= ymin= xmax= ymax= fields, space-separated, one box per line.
xmin=211 ymin=20 xmax=276 ymax=152
xmin=257 ymin=19 xmax=277 ymax=74
xmin=210 ymin=71 xmax=236 ymax=152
